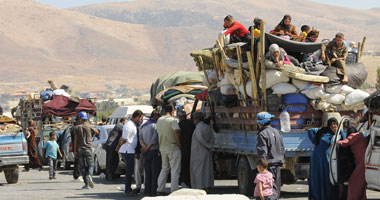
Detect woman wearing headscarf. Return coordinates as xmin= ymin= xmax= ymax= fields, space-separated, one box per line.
xmin=307 ymin=118 xmax=345 ymax=200
xmin=24 ymin=120 xmax=42 ymax=171
xmin=272 ymin=15 xmax=298 ymax=40
xmin=265 ymin=43 xmax=292 ymax=69
xmin=190 ymin=112 xmax=215 ymax=190
xmin=337 ymin=128 xmax=368 ymax=200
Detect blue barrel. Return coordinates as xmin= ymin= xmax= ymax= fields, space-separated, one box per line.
xmin=282 ymin=93 xmax=308 ymax=105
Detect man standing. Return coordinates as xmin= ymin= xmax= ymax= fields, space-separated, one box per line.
xmin=118 ymin=110 xmax=143 ymax=196
xmin=321 ymin=32 xmax=349 ymax=83
xmin=156 ymin=105 xmax=182 ymax=194
xmin=256 ymin=112 xmax=285 ymax=200
xmin=190 ymin=112 xmax=215 ymax=190
xmin=73 ymin=111 xmax=99 ymax=189
xmin=140 ymin=110 xmax=161 ymax=196
xmin=133 ymin=115 xmax=149 ymax=194
xmin=178 ymin=111 xmax=195 ymax=188
xmin=105 ymin=117 xmax=127 ymax=180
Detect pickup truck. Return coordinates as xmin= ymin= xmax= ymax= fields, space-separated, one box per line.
xmin=0 ymin=128 xmax=29 ymax=184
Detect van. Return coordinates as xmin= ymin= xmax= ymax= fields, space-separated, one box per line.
xmin=107 ymin=105 xmax=153 ymax=125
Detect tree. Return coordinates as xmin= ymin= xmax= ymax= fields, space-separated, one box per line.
xmin=377 ymin=67 xmax=380 ymax=90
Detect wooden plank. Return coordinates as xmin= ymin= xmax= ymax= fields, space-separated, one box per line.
xmin=198 ymin=56 xmax=210 ymax=84
xmin=259 ymin=20 xmax=267 ymax=111
xmin=236 ymin=45 xmax=248 ymax=101
xmin=246 ymin=51 xmax=258 ymax=104
xmin=360 ymin=36 xmax=366 ymax=59
xmin=216 ymin=40 xmax=228 ymax=73
xmin=211 ymin=51 xmax=220 ymax=82
xmin=251 ymin=28 xmax=255 ymax=64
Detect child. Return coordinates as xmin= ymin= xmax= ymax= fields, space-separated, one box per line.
xmin=254 ymin=158 xmax=274 ymax=200
xmin=296 ymin=25 xmax=311 ymax=42
xmin=43 ymin=131 xmax=62 ymax=180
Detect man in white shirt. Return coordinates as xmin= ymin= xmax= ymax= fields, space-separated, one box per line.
xmin=118 ymin=110 xmax=143 ymax=196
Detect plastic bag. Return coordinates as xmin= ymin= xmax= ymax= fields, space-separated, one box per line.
xmin=326 ymin=93 xmax=345 ymax=105
xmin=260 ymin=70 xmax=289 ymax=89
xmin=301 ymin=86 xmax=328 ymax=100
xmin=345 ymin=89 xmax=370 ymax=106
xmin=325 ymin=85 xmax=355 ymax=95
xmin=346 ymin=63 xmax=368 ymax=89
xmin=272 ymin=83 xmax=297 ymax=95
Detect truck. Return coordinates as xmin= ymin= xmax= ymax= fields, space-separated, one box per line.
xmin=0 ymin=122 xmax=29 ymax=184
xmin=188 ymin=22 xmax=367 ymax=196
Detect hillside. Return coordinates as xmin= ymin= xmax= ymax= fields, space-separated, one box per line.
xmin=0 ymin=0 xmax=380 ymax=93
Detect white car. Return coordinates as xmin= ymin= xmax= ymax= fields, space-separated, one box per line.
xmin=107 ymin=105 xmax=153 ymax=125
xmin=93 ymin=125 xmax=125 ymax=176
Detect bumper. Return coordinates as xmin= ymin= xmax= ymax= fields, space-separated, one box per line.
xmin=0 ymin=155 xmax=29 ymax=167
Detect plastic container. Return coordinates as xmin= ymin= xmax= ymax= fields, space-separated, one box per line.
xmin=282 ymin=93 xmax=309 ymax=105
xmin=280 ymin=109 xmax=291 ymax=132
xmin=286 ymin=105 xmax=307 ymax=112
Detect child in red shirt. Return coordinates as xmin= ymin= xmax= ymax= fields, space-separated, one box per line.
xmin=254 ymin=158 xmax=274 ymax=200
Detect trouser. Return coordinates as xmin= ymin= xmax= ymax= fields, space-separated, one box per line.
xmin=73 ymin=157 xmax=81 ymax=179
xmin=78 ymin=148 xmax=94 ymax=185
xmin=106 ymin=146 xmax=119 ymax=178
xmin=268 ymin=164 xmax=281 ymax=200
xmin=134 ymin=153 xmax=144 ymax=189
xmin=157 ymin=149 xmax=181 ymax=192
xmin=180 ymin=151 xmax=191 ymax=187
xmin=121 ymin=153 xmax=135 ymax=192
xmin=143 ymin=149 xmax=161 ymax=195
xmin=48 ymin=157 xmax=57 ymax=178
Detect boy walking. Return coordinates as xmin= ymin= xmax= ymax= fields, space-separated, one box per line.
xmin=43 ymin=131 xmax=63 ymax=180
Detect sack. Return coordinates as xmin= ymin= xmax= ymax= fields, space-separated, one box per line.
xmin=220 ymin=84 xmax=236 ymax=95
xmin=292 ymin=79 xmax=318 ymax=91
xmin=345 ymin=89 xmax=370 ymax=106
xmin=301 ymin=86 xmax=328 ymax=100
xmin=271 ymin=83 xmax=297 ymax=95
xmin=346 ymin=63 xmax=368 ymax=89
xmin=326 ymin=85 xmax=355 ymax=95
xmin=326 ymin=94 xmax=345 ymax=105
xmin=203 ymin=70 xmax=218 ymax=86
xmin=260 ymin=70 xmax=289 ymax=89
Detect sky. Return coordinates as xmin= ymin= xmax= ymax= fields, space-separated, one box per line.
xmin=34 ymin=0 xmax=380 ymax=9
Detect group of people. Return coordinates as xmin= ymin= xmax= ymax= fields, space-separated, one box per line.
xmin=103 ymin=105 xmax=215 ymax=196
xmin=223 ymin=14 xmax=350 ymax=84
xmin=308 ymin=118 xmax=368 ymax=200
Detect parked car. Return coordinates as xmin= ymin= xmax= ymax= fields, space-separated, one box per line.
xmin=107 ymin=105 xmax=153 ymax=125
xmin=93 ymin=125 xmax=125 ymax=176
xmin=58 ymin=126 xmax=75 ymax=170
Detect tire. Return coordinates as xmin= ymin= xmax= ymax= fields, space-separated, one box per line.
xmin=93 ymin=156 xmax=101 ymax=175
xmin=4 ymin=167 xmax=19 ymax=184
xmin=237 ymin=157 xmax=255 ymax=196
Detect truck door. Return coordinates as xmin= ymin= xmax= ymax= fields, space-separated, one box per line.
xmin=365 ymin=122 xmax=380 ymax=191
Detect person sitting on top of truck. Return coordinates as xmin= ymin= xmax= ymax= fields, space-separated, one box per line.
xmin=321 ymin=32 xmax=349 ymax=83
xmin=248 ymin=17 xmax=263 ymax=39
xmin=256 ymin=111 xmax=284 ymax=200
xmin=304 ymin=29 xmax=319 ymax=43
xmin=296 ymin=25 xmax=311 ymax=42
xmin=223 ymin=15 xmax=251 ymax=44
xmin=265 ymin=43 xmax=292 ymax=69
xmin=272 ymin=14 xmax=298 ymax=40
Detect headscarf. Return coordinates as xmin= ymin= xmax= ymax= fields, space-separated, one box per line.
xmin=265 ymin=43 xmax=287 ymax=62
xmin=256 ymin=112 xmax=274 ymax=125
xmin=276 ymin=15 xmax=292 ymax=32
xmin=315 ymin=117 xmax=338 ymax=146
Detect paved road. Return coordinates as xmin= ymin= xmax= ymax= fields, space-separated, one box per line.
xmin=1 ymin=167 xmax=380 ymax=200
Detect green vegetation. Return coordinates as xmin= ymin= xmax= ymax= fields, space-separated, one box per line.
xmin=376 ymin=67 xmax=380 ymax=90
xmin=96 ymin=100 xmax=118 ymax=122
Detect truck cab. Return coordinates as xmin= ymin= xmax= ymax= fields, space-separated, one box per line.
xmin=0 ymin=124 xmax=29 ymax=184
xmin=365 ymin=114 xmax=380 ymax=190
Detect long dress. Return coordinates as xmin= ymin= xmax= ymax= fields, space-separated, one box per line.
xmin=26 ymin=125 xmax=42 ymax=169
xmin=337 ymin=132 xmax=368 ymax=200
xmin=190 ymin=121 xmax=215 ymax=189
xmin=308 ymin=128 xmax=345 ymax=200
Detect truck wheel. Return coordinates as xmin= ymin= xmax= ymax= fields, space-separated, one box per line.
xmin=237 ymin=157 xmax=255 ymax=196
xmin=93 ymin=156 xmax=101 ymax=175
xmin=4 ymin=167 xmax=19 ymax=184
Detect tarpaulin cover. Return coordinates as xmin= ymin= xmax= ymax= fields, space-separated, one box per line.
xmin=42 ymin=95 xmax=96 ymax=117
xmin=265 ymin=33 xmax=328 ymax=54
xmin=150 ymin=71 xmax=204 ymax=106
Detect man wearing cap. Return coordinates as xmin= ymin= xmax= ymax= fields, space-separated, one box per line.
xmin=256 ymin=112 xmax=285 ymax=200
xmin=321 ymin=32 xmax=349 ymax=83
xmin=73 ymin=111 xmax=99 ymax=189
